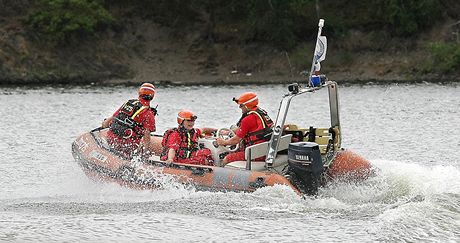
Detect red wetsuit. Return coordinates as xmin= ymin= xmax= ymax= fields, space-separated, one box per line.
xmin=161 ymin=128 xmax=212 ymax=165
xmin=107 ymin=99 xmax=156 ymax=158
xmin=225 ymin=108 xmax=273 ymax=163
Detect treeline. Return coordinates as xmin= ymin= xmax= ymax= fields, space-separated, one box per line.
xmin=26 ymin=0 xmax=457 ymax=47
xmin=3 ymin=0 xmax=459 ymax=73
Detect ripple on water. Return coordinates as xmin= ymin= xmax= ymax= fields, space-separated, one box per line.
xmin=0 ymin=83 xmax=459 ymax=242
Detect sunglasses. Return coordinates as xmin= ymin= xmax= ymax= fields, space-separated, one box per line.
xmin=141 ymin=94 xmax=153 ymax=101
xmin=185 ymin=116 xmax=197 ymax=122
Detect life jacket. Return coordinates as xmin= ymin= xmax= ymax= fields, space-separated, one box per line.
xmin=237 ymin=108 xmax=274 ymax=146
xmin=109 ymin=99 xmax=150 ymax=139
xmin=161 ymin=127 xmax=200 ymax=160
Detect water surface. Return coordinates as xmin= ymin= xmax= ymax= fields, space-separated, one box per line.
xmin=0 ymin=82 xmax=459 ymax=242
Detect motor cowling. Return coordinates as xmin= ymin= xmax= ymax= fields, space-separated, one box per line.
xmin=287 ymin=142 xmax=323 ymax=195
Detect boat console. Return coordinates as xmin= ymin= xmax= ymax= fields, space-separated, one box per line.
xmin=197 ymin=136 xmax=227 ymax=167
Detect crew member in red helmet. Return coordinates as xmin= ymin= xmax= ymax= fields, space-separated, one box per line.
xmin=216 ymin=92 xmax=273 ymax=165
xmin=160 ymin=110 xmax=214 ymax=165
xmin=102 ymin=83 xmax=157 ymax=158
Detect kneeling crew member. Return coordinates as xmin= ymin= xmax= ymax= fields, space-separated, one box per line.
xmin=102 ymin=83 xmax=157 ymax=158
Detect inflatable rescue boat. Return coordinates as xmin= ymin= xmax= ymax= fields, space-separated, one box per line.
xmin=72 ymin=81 xmax=371 ymax=195
xmin=71 ymin=19 xmax=372 ymax=195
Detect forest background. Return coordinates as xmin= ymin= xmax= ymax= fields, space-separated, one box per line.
xmin=0 ymin=0 xmax=459 ymax=85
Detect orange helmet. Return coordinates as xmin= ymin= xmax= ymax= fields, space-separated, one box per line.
xmin=177 ymin=110 xmax=197 ymax=124
xmin=233 ymin=92 xmax=258 ymax=109
xmin=138 ymin=83 xmax=156 ymax=100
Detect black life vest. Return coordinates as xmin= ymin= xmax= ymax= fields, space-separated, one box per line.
xmin=237 ymin=108 xmax=274 ymax=145
xmin=109 ymin=99 xmax=150 ymax=139
xmin=161 ymin=127 xmax=200 ymax=160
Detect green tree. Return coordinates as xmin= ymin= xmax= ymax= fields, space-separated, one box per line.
xmin=372 ymin=0 xmax=442 ymax=36
xmin=28 ymin=0 xmax=113 ymax=44
xmin=245 ymin=0 xmax=314 ymax=49
xmin=426 ymin=42 xmax=460 ymax=73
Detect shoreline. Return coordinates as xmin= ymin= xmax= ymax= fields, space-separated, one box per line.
xmin=1 ymin=76 xmax=458 ymax=87
xmin=1 ymin=4 xmax=458 ymax=88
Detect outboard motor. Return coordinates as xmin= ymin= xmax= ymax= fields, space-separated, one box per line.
xmin=287 ymin=142 xmax=323 ymax=195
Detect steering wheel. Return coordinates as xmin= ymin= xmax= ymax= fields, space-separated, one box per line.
xmin=216 ymin=128 xmax=239 ymax=152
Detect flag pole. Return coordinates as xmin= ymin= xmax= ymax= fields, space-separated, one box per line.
xmin=308 ymin=19 xmax=325 ymax=87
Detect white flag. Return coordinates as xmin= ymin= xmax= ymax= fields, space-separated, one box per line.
xmin=314 ymin=36 xmax=327 ymax=64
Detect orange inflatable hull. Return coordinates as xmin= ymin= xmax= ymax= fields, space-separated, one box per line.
xmin=72 ymin=129 xmax=372 ymax=195
xmin=71 ymin=131 xmax=300 ymax=194
xmin=327 ymin=150 xmax=372 ymax=180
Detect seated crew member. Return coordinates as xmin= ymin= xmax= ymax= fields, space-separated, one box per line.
xmin=101 ymin=82 xmax=157 ymax=158
xmin=161 ymin=110 xmax=215 ymax=165
xmin=216 ymin=92 xmax=273 ymax=165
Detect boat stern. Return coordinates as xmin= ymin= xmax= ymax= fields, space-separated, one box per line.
xmin=327 ymin=150 xmax=372 ymax=180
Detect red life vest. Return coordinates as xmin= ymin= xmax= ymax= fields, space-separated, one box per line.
xmin=109 ymin=99 xmax=150 ymax=139
xmin=161 ymin=127 xmax=200 ymax=160
xmin=237 ymin=108 xmax=274 ymax=146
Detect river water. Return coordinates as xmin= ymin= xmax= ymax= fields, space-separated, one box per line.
xmin=0 ymin=82 xmax=459 ymax=242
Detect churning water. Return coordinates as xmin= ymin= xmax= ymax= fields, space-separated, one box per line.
xmin=0 ymin=82 xmax=459 ymax=242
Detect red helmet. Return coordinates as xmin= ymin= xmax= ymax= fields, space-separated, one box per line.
xmin=177 ymin=110 xmax=197 ymax=124
xmin=233 ymin=92 xmax=258 ymax=109
xmin=138 ymin=83 xmax=156 ymax=100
